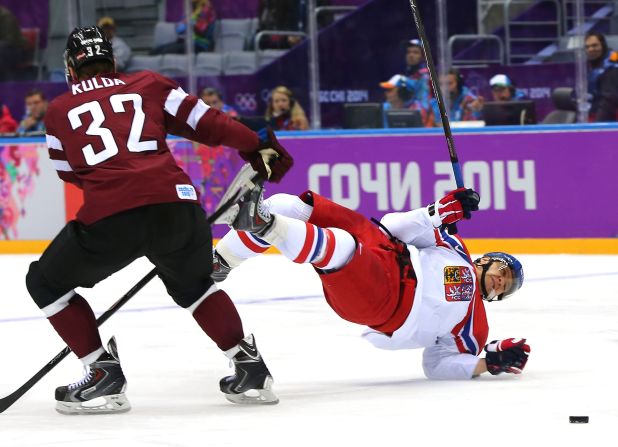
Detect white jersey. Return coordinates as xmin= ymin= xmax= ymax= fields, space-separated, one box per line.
xmin=362 ymin=208 xmax=488 ymax=380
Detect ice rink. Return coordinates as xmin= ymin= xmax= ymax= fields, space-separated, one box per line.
xmin=0 ymin=253 xmax=616 ymax=446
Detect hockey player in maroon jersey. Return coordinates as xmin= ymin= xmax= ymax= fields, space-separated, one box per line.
xmin=25 ymin=26 xmax=292 ymax=414
xmin=213 ymin=177 xmax=530 ymax=380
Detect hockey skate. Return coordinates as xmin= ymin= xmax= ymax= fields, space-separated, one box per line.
xmin=214 ymin=163 xmax=261 ymax=225
xmin=220 ymin=334 xmax=279 ymax=405
xmin=55 ymin=337 xmax=131 ymax=415
xmin=211 ymin=248 xmax=232 ymax=282
xmin=229 ymin=179 xmax=274 ymax=235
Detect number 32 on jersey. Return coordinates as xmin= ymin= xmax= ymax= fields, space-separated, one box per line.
xmin=68 ymin=93 xmax=157 ymax=166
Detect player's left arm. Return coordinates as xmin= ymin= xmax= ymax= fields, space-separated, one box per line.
xmin=472 ymin=358 xmax=488 ymax=376
xmin=380 ymin=208 xmax=436 ymax=248
xmin=159 ymin=77 xmax=292 ymax=182
xmin=422 ymin=338 xmax=530 ymax=379
xmin=422 ymin=344 xmax=484 ymax=379
xmin=164 ymin=95 xmax=258 ymax=150
xmin=380 ymin=188 xmax=480 ymax=249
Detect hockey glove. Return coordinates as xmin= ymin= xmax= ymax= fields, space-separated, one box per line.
xmin=240 ymin=127 xmax=294 ymax=183
xmin=484 ymin=338 xmax=530 ymax=375
xmin=428 ymin=187 xmax=480 ymax=227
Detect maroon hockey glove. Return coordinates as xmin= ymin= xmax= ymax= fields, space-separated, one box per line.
xmin=428 ymin=187 xmax=480 ymax=227
xmin=484 ymin=338 xmax=530 ymax=375
xmin=259 ymin=127 xmax=293 ymax=183
xmin=240 ymin=127 xmax=294 ymax=183
xmin=239 ymin=151 xmax=269 ymax=181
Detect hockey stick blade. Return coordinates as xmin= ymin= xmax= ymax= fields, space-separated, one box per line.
xmin=0 ymin=347 xmax=71 ymax=413
xmin=0 ymin=166 xmax=263 ymax=414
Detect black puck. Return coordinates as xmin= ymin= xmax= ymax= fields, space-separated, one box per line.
xmin=569 ymin=416 xmax=589 ymax=424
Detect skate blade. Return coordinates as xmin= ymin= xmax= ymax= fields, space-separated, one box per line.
xmin=224 ymin=376 xmax=279 ymax=405
xmin=55 ymin=393 xmax=131 ymax=415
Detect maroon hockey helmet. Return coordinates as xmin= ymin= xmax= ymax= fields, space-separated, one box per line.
xmin=64 ymin=26 xmax=114 ymax=80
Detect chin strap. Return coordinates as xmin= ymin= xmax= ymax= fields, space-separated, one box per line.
xmin=478 ymin=260 xmax=497 ymax=302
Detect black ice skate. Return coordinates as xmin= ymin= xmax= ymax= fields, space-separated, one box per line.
xmin=220 ymin=334 xmax=279 ymax=405
xmin=55 ymin=337 xmax=130 ymax=415
xmin=211 ymin=248 xmax=232 ymax=282
xmin=230 ymin=180 xmax=274 ymax=235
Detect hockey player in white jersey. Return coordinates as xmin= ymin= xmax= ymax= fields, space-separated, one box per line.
xmin=213 ymin=178 xmax=530 ymax=380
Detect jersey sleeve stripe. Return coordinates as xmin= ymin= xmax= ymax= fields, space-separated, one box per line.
xmin=175 ymin=96 xmax=198 ymax=125
xmin=186 ymin=100 xmax=210 ymax=130
xmin=433 ymin=228 xmax=451 ymax=249
xmin=439 ymin=229 xmax=472 ymax=265
xmin=164 ymin=87 xmax=189 ymax=116
xmin=460 ymin=311 xmax=480 ymax=355
xmin=52 ymin=159 xmax=72 ymax=172
xmin=46 ymin=134 xmax=63 ymax=151
xmin=451 ymin=289 xmax=485 ymax=355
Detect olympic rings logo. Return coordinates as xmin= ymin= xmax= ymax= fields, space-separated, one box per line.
xmin=234 ymin=93 xmax=257 ymax=111
xmin=261 ymin=88 xmax=272 ymax=103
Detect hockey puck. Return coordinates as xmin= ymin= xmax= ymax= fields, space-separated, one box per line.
xmin=569 ymin=416 xmax=589 ymax=424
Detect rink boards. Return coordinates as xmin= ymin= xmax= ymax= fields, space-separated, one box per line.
xmin=1 ymin=124 xmax=616 ymax=253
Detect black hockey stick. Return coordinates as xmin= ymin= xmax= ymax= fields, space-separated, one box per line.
xmin=408 ymin=0 xmax=464 ymax=189
xmin=0 ymin=168 xmax=262 ymax=414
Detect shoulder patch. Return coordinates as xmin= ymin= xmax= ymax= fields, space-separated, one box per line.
xmin=443 ymin=266 xmax=474 ymax=302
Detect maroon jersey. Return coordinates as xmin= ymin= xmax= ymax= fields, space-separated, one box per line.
xmin=45 ymin=71 xmax=259 ymax=225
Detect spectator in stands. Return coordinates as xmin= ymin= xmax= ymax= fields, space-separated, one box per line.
xmin=256 ymin=0 xmax=296 ymax=50
xmin=0 ymin=6 xmax=29 ymax=81
xmin=432 ymin=68 xmax=483 ymax=123
xmin=97 ymin=17 xmax=132 ymax=72
xmin=403 ymin=39 xmax=431 ymax=106
xmin=405 ymin=39 xmax=426 ymax=77
xmin=254 ymin=0 xmax=333 ymax=50
xmin=380 ymin=74 xmax=434 ymax=128
xmin=200 ymin=87 xmax=238 ymax=118
xmin=585 ymin=31 xmax=618 ymax=122
xmin=17 ymin=89 xmax=47 ymax=135
xmin=489 ymin=74 xmax=526 ymax=102
xmin=151 ymin=0 xmax=216 ymax=54
xmin=265 ymin=86 xmax=310 ymax=130
xmin=0 ymin=101 xmax=18 ymax=134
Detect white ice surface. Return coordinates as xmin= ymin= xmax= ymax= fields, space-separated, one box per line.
xmin=0 ymin=254 xmax=617 ymax=446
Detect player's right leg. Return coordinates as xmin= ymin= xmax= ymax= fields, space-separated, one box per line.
xmin=213 ymin=191 xmax=323 ymax=282
xmin=224 ymin=181 xmax=357 ymax=271
xmin=25 ymin=216 xmax=145 ymax=414
xmin=225 ymin=183 xmax=408 ymax=330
